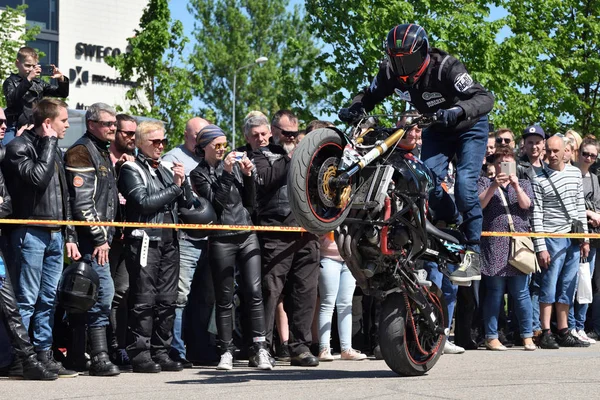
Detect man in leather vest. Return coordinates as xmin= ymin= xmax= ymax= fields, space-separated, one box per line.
xmin=118 ymin=120 xmax=193 ymax=373
xmin=64 ymin=103 xmax=121 ymax=376
xmin=253 ymin=110 xmax=320 ymax=367
xmin=2 ymin=98 xmax=80 ymax=378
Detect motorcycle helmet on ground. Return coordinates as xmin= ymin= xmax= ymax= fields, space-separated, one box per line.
xmin=385 ymin=23 xmax=430 ymax=86
xmin=58 ymin=261 xmax=99 ymax=314
xmin=179 ymin=197 xmax=218 ymax=239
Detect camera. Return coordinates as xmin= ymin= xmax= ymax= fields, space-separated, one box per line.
xmin=40 ymin=65 xmax=54 ymax=76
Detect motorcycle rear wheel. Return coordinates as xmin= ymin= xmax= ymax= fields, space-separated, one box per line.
xmin=379 ymin=285 xmax=447 ymax=376
xmin=288 ymin=128 xmax=353 ymax=235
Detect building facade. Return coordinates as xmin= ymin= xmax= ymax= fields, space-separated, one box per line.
xmin=1 ymin=0 xmax=148 ymax=110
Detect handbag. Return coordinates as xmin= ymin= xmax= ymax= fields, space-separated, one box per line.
xmin=542 ymin=169 xmax=585 ymax=244
xmin=498 ymin=189 xmax=540 ymax=274
xmin=577 ymin=258 xmax=593 ymax=304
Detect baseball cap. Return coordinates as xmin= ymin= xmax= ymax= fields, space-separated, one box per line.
xmin=522 ymin=125 xmax=546 ymax=139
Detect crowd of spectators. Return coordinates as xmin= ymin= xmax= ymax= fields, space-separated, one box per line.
xmin=0 ymin=46 xmax=599 ymax=382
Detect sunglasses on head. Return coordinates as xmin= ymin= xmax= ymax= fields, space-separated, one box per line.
xmin=149 ymin=138 xmax=168 ymax=148
xmin=273 ymin=125 xmax=298 ymax=137
xmin=91 ymin=120 xmax=118 ymax=128
xmin=117 ymin=129 xmax=136 ymax=137
xmin=582 ymin=151 xmax=598 ymax=160
xmin=495 ymin=137 xmax=512 ymax=144
xmin=213 ymin=142 xmax=228 ymax=151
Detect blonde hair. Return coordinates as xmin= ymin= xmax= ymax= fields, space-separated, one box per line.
xmin=135 ymin=120 xmax=165 ymax=147
xmin=565 ymin=129 xmax=582 ymax=162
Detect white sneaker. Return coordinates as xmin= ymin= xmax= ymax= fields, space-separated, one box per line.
xmin=577 ymin=329 xmax=596 ymax=344
xmin=443 ymin=340 xmax=465 ymax=354
xmin=217 ymin=351 xmax=233 ymax=371
xmin=254 ymin=348 xmax=274 ymax=370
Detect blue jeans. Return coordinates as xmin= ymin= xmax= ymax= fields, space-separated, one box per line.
xmin=530 ymin=272 xmax=542 ymax=331
xmin=482 ymin=274 xmax=533 ymax=339
xmin=172 ymin=238 xmax=205 ymax=359
xmin=539 ymin=238 xmax=580 ymax=305
xmin=568 ymin=248 xmax=596 ymax=331
xmin=9 ymin=227 xmax=64 ymax=351
xmin=421 ymin=116 xmax=488 ymax=253
xmin=424 ymin=262 xmax=458 ymax=330
xmin=79 ymin=239 xmax=114 ymax=327
xmin=318 ymin=257 xmax=356 ymax=351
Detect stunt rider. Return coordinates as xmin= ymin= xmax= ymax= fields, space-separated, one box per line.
xmin=340 ymin=23 xmax=494 ymax=283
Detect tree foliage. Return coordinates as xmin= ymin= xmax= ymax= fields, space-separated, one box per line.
xmin=0 ymin=5 xmax=40 ymax=108
xmin=105 ymin=0 xmax=193 ymax=146
xmin=188 ymin=0 xmax=325 ymax=144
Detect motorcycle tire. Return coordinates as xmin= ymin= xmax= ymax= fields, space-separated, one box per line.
xmin=288 ymin=128 xmax=353 ymax=235
xmin=379 ymin=286 xmax=447 ymax=376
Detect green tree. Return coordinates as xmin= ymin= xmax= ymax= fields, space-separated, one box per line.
xmin=105 ymin=0 xmax=193 ymax=145
xmin=305 ymin=0 xmax=504 ymax=122
xmin=0 ymin=4 xmax=40 ymax=107
xmin=188 ymin=0 xmax=325 ymax=144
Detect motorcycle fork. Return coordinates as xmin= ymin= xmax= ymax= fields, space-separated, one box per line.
xmin=397 ymin=267 xmax=445 ymax=335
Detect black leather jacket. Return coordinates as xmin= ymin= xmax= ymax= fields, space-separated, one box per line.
xmin=2 ymin=129 xmax=76 ymax=242
xmin=2 ymin=73 xmax=69 ymax=128
xmin=65 ymin=132 xmax=118 ymax=247
xmin=190 ymin=158 xmax=255 ymax=236
xmin=252 ymin=144 xmax=295 ymax=226
xmin=118 ymin=154 xmax=193 ymax=241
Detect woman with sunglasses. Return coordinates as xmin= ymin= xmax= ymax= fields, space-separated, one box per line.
xmin=117 ymin=120 xmax=193 ymax=373
xmin=570 ymin=138 xmax=600 ymax=344
xmin=190 ymin=125 xmax=273 ymax=371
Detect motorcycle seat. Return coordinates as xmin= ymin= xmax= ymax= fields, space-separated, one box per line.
xmin=425 ymin=220 xmax=460 ymax=244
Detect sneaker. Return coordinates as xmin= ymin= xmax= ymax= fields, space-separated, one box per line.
xmin=539 ymin=332 xmax=560 ymax=349
xmin=318 ymin=348 xmax=334 ymax=362
xmin=37 ymin=350 xmax=79 ymax=378
xmin=450 ymin=251 xmax=481 ymax=283
xmin=341 ymin=348 xmax=367 ymax=360
xmin=587 ymin=331 xmax=600 ymax=341
xmin=216 ymin=351 xmax=233 ymax=371
xmin=276 ymin=341 xmax=291 ymax=362
xmin=576 ymin=329 xmax=596 ymax=344
xmin=443 ymin=340 xmax=465 ymax=354
xmin=249 ymin=348 xmax=273 ymax=370
xmin=556 ymin=331 xmax=590 ymax=348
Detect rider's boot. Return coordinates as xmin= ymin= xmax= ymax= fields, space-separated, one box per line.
xmin=450 ymin=250 xmax=481 ymax=283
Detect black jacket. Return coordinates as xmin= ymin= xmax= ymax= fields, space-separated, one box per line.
xmin=2 ymin=73 xmax=69 ymax=128
xmin=65 ymin=132 xmax=118 ymax=247
xmin=190 ymin=158 xmax=255 ymax=236
xmin=118 ymin=154 xmax=193 ymax=241
xmin=351 ymin=48 xmax=494 ymax=133
xmin=517 ymin=154 xmax=544 ymax=181
xmin=252 ymin=144 xmax=295 ymax=226
xmin=2 ymin=129 xmax=76 ymax=242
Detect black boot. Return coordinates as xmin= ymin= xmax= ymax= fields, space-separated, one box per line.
xmin=88 ymin=327 xmax=120 ymax=376
xmin=22 ymin=354 xmax=58 ymax=380
xmin=130 ymin=351 xmax=161 ymax=373
xmin=64 ymin=315 xmax=90 ymax=372
xmin=153 ymin=352 xmax=183 ymax=372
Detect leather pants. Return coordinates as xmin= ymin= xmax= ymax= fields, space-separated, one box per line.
xmin=0 ymin=271 xmax=35 ymax=361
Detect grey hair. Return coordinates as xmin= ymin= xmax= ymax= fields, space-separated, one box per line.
xmin=243 ymin=111 xmax=270 ymax=138
xmin=85 ymin=102 xmax=116 ymax=122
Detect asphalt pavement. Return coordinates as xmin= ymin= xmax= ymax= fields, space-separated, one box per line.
xmin=2 ymin=345 xmax=599 ymax=399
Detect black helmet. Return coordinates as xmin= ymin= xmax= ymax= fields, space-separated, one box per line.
xmin=179 ymin=197 xmax=218 ymax=239
xmin=385 ymin=24 xmax=430 ymax=85
xmin=58 ymin=261 xmax=99 ymax=314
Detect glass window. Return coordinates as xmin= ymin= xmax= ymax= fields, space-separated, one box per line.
xmin=0 ymin=1 xmax=24 ymax=8
xmin=27 ymin=39 xmax=58 ymax=66
xmin=25 ymin=0 xmax=57 ymax=32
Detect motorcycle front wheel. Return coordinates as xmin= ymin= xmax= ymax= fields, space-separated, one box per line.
xmin=379 ymin=285 xmax=447 ymax=376
xmin=288 ymin=128 xmax=353 ymax=235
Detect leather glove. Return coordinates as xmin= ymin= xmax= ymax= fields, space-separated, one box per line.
xmin=338 ymin=104 xmax=366 ymax=124
xmin=434 ymin=107 xmax=464 ymax=127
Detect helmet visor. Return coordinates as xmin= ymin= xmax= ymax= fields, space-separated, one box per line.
xmin=388 ymin=51 xmax=424 ymax=77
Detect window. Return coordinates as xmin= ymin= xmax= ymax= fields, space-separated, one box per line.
xmin=0 ymin=1 xmax=23 ymax=8
xmin=25 ymin=0 xmax=57 ymax=32
xmin=27 ymin=38 xmax=58 ymax=66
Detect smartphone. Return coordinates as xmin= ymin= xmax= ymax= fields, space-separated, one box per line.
xmin=500 ymin=161 xmax=516 ymax=176
xmin=40 ymin=64 xmax=54 ymax=76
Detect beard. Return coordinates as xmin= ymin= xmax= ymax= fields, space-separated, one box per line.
xmin=282 ymin=141 xmax=296 ymax=155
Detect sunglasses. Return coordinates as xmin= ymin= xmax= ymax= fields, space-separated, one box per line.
xmin=0 ymin=119 xmax=6 ymax=126
xmin=582 ymin=151 xmax=598 ymax=160
xmin=149 ymin=138 xmax=168 ymax=148
xmin=117 ymin=129 xmax=136 ymax=137
xmin=495 ymin=137 xmax=512 ymax=144
xmin=213 ymin=142 xmax=228 ymax=151
xmin=273 ymin=125 xmax=298 ymax=137
xmin=92 ymin=120 xmax=118 ymax=128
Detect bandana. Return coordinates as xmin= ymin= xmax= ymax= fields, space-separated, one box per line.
xmin=196 ymin=124 xmax=226 ymax=149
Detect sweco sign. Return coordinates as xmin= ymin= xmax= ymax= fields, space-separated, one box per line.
xmin=75 ymin=42 xmax=126 ymax=63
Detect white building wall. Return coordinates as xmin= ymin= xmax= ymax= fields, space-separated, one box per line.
xmin=58 ymin=0 xmax=149 ymax=110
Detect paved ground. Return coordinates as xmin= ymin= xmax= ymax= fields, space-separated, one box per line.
xmin=2 ymin=345 xmax=599 ymax=399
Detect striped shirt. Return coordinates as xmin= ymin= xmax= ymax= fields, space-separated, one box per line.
xmin=531 ymin=164 xmax=587 ymax=252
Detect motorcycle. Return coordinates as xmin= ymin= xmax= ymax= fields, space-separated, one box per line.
xmin=288 ymin=111 xmax=468 ymax=376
